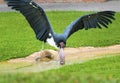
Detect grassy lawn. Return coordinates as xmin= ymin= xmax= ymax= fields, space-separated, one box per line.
xmin=0 ymin=54 xmax=120 ymax=83
xmin=0 ymin=11 xmax=120 ymax=83
xmin=0 ymin=11 xmax=120 ymax=61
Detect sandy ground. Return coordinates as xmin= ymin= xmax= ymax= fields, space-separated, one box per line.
xmin=8 ymin=44 xmax=120 ymax=63
xmin=0 ymin=45 xmax=120 ymax=73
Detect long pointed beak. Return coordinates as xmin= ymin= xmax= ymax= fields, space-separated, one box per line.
xmin=59 ymin=48 xmax=65 ymax=65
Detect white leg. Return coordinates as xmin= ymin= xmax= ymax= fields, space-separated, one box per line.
xmin=41 ymin=42 xmax=45 ymax=51
xmin=35 ymin=42 xmax=45 ymax=61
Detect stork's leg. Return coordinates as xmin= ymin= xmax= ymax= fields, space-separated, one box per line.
xmin=35 ymin=42 xmax=45 ymax=61
xmin=41 ymin=42 xmax=45 ymax=51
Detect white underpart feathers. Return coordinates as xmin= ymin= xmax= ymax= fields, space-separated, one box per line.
xmin=46 ymin=33 xmax=57 ymax=49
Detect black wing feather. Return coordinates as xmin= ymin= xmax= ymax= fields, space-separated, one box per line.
xmin=63 ymin=11 xmax=115 ymax=39
xmin=5 ymin=0 xmax=53 ymax=41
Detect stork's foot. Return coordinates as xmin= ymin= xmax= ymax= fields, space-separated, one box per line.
xmin=35 ymin=56 xmax=41 ymax=62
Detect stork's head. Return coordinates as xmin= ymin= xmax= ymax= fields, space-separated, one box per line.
xmin=58 ymin=41 xmax=66 ymax=48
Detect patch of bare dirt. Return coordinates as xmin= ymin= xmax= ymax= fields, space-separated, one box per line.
xmin=3 ymin=45 xmax=120 ymax=72
xmin=8 ymin=45 xmax=120 ymax=63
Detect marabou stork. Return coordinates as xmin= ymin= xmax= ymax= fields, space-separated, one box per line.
xmin=5 ymin=0 xmax=116 ymax=65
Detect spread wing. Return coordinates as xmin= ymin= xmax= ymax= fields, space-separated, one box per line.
xmin=63 ymin=11 xmax=116 ymax=39
xmin=5 ymin=0 xmax=53 ymax=42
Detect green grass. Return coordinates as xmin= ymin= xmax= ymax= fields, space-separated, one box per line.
xmin=0 ymin=11 xmax=120 ymax=82
xmin=0 ymin=54 xmax=120 ymax=83
xmin=0 ymin=11 xmax=120 ymax=61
